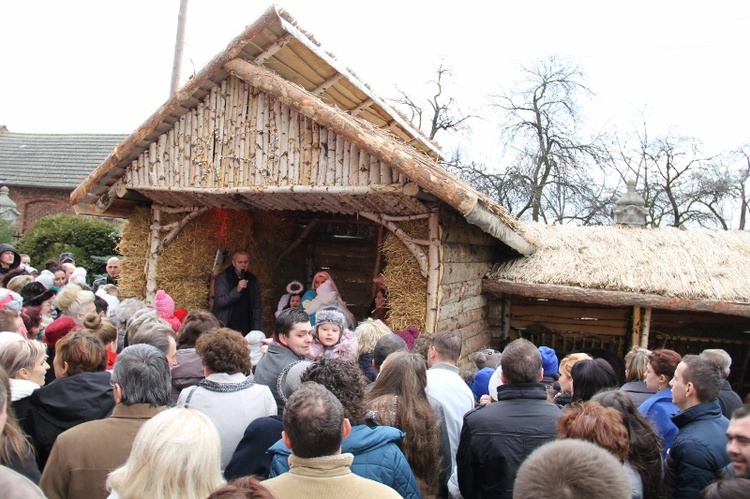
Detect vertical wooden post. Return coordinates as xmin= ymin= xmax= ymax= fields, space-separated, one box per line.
xmin=631 ymin=306 xmax=642 ymax=349
xmin=145 ymin=207 xmax=162 ymax=305
xmin=425 ymin=209 xmax=441 ymax=333
xmin=640 ymin=307 xmax=652 ymax=348
xmin=502 ymin=297 xmax=512 ymax=339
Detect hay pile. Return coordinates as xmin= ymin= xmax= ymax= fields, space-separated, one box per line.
xmin=116 ymin=207 xmax=294 ymax=330
xmin=382 ymin=220 xmax=427 ymax=333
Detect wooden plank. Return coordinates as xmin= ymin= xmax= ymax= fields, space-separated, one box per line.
xmin=442 ymin=262 xmax=493 ymax=285
xmin=438 ymin=306 xmax=487 ymax=332
xmin=439 ymin=294 xmax=487 ymax=320
xmin=440 ymin=280 xmax=484 ymax=305
xmin=510 ymin=303 xmax=632 ymax=321
xmin=443 ymin=242 xmax=497 ymax=264
xmin=509 ymin=317 xmax=627 ymax=336
xmin=442 ymin=225 xmax=495 ymax=246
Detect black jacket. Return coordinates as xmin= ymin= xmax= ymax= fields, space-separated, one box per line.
xmin=716 ymin=380 xmax=743 ymax=419
xmin=457 ymin=383 xmax=560 ymax=499
xmin=22 ymin=371 xmax=114 ymax=470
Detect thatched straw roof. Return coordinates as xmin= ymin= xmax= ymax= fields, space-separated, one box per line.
xmin=70 ymin=4 xmax=536 ymax=256
xmin=485 ymin=223 xmax=750 ymax=316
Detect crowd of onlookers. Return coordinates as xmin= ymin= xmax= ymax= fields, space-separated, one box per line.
xmin=0 ymin=244 xmax=748 ymax=499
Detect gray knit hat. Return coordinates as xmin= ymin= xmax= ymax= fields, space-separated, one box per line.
xmin=315 ymin=306 xmax=347 ymax=334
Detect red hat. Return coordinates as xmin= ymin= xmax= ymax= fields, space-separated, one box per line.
xmin=44 ymin=316 xmax=77 ymax=348
xmin=174 ymin=308 xmax=189 ymax=322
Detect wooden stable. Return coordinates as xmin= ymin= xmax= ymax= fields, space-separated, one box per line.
xmin=484 ymin=222 xmax=750 ymax=397
xmin=71 ymin=6 xmax=536 ymax=353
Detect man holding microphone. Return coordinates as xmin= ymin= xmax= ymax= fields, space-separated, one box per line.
xmin=212 ymin=250 xmax=262 ymax=334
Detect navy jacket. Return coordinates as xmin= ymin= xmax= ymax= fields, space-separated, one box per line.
xmin=268 ymin=424 xmax=420 ymax=499
xmin=224 ymin=415 xmax=283 ymax=480
xmin=664 ymin=400 xmax=730 ymax=499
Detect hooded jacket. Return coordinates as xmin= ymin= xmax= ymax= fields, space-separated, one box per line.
xmin=268 ymin=424 xmax=420 ymax=499
xmin=0 ymin=243 xmax=20 ymax=275
xmin=22 ymin=371 xmax=114 ymax=470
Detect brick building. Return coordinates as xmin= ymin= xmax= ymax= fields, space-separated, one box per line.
xmin=0 ymin=126 xmax=125 ymax=232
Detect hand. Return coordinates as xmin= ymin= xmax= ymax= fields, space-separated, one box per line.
xmin=237 ymin=279 xmax=248 ymax=292
xmin=479 ymin=395 xmax=492 ymax=406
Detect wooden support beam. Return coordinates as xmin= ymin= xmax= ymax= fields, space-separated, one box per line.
xmin=349 ymin=98 xmax=374 ymax=116
xmin=158 ymin=207 xmax=209 ymax=253
xmin=631 ymin=306 xmax=642 ymax=348
xmin=253 ymin=33 xmax=294 ymax=64
xmin=425 ymin=209 xmax=441 ymax=333
xmin=145 ymin=207 xmax=162 ymax=305
xmin=312 ymin=74 xmax=343 ymax=96
xmin=359 ymin=211 xmax=429 ymax=278
xmin=641 ymin=307 xmax=652 ymax=348
xmin=483 ymin=279 xmax=750 ymax=318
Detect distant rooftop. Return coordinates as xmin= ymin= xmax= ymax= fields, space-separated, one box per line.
xmin=0 ymin=127 xmax=126 ymax=189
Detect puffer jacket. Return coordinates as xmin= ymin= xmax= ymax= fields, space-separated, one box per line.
xmin=268 ymin=424 xmax=421 ymax=499
xmin=456 ymin=383 xmax=560 ymax=499
xmin=664 ymin=400 xmax=730 ymax=499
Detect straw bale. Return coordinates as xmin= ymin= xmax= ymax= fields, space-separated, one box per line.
xmin=116 ymin=207 xmax=150 ymax=300
xmin=382 ymin=220 xmax=427 ymax=333
xmin=489 ymin=222 xmax=750 ymax=303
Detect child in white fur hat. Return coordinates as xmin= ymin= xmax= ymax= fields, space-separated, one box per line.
xmin=305 ymin=306 xmax=357 ymax=363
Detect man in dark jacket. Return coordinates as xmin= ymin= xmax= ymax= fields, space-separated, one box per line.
xmin=665 ymin=355 xmax=731 ymax=499
xmin=211 ymin=250 xmax=261 ymax=334
xmin=456 ymin=338 xmax=560 ymax=499
xmin=700 ymin=349 xmax=743 ymax=419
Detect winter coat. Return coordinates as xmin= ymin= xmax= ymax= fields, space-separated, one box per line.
xmin=638 ymin=388 xmax=679 ymax=457
xmin=170 ymin=347 xmax=204 ymax=403
xmin=268 ymin=424 xmax=420 ymax=499
xmin=457 ymin=383 xmax=560 ymax=499
xmin=0 ymin=466 xmax=45 ymax=499
xmin=306 ymin=327 xmax=358 ymax=363
xmin=664 ymin=400 xmax=731 ymax=499
xmin=254 ymin=342 xmax=305 ymax=413
xmin=211 ymin=266 xmax=261 ymax=332
xmin=358 ymin=353 xmax=377 ymax=382
xmin=716 ymin=379 xmax=743 ymax=419
xmin=0 ymin=243 xmax=20 ymax=275
xmin=23 ymin=371 xmax=114 ymax=470
xmin=224 ymin=415 xmax=283 ymax=480
xmin=620 ymin=380 xmax=655 ymax=408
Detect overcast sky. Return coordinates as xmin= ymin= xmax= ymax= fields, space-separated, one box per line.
xmin=1 ymin=1 xmax=748 ymax=164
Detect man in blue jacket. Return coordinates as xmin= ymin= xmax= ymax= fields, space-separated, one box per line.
xmin=665 ymin=355 xmax=731 ymax=498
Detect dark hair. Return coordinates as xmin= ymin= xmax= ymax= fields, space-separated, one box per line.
xmin=94 ymin=296 xmax=109 ymax=315
xmin=592 ymin=389 xmax=664 ymax=499
xmin=283 ymin=383 xmax=343 ymax=458
xmin=373 ymin=333 xmax=407 ymax=369
xmin=700 ymin=478 xmax=750 ymax=499
xmin=557 ymin=401 xmax=630 ymax=461
xmin=411 ymin=332 xmax=434 ymax=361
xmin=571 ymin=358 xmax=618 ymax=402
xmin=501 ymin=338 xmax=542 ymax=384
xmin=431 ymin=331 xmax=462 ymax=363
xmin=648 ymin=349 xmax=682 ymax=381
xmin=283 ymin=293 xmax=303 ymax=311
xmin=207 ymin=476 xmax=274 ymax=499
xmin=196 ymin=328 xmax=250 ymax=375
xmin=1 ymin=268 xmax=28 ymax=288
xmin=681 ymin=354 xmax=724 ymax=403
xmin=112 ymin=344 xmax=171 ymax=407
xmin=732 ymin=403 xmax=750 ymax=420
xmin=55 ymin=331 xmax=107 ymax=375
xmin=274 ymin=308 xmax=310 ymax=342
xmin=177 ymin=310 xmax=221 ymax=349
xmin=300 ymin=356 xmax=367 ymax=426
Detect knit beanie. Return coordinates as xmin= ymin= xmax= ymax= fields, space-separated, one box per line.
xmin=0 ymin=289 xmax=23 ymax=312
xmin=154 ymin=290 xmax=175 ymax=315
xmin=539 ymin=346 xmax=559 ymax=376
xmin=36 ymin=270 xmax=54 ymax=290
xmin=314 ymin=306 xmax=347 ymax=335
xmin=472 ymin=367 xmax=496 ymax=400
xmin=44 ymin=316 xmax=77 ymax=348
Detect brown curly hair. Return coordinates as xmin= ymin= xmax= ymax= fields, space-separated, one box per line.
xmin=557 ymin=401 xmax=630 ymax=462
xmin=300 ymin=356 xmax=367 ymax=425
xmin=196 ymin=328 xmax=250 ymax=375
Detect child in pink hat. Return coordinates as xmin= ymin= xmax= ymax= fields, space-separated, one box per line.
xmin=154 ymin=290 xmax=182 ymax=332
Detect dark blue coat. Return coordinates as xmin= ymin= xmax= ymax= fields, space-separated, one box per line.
xmin=664 ymin=400 xmax=730 ymax=499
xmin=224 ymin=415 xmax=283 ymax=480
xmin=268 ymin=424 xmax=420 ymax=499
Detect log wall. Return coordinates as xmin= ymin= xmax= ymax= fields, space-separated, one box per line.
xmin=123 ymin=76 xmax=403 ymax=190
xmin=436 ymin=208 xmax=500 ymax=370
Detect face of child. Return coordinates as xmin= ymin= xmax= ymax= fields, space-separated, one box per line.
xmin=289 ymin=295 xmax=301 ymax=309
xmin=317 ymin=323 xmax=341 ymax=347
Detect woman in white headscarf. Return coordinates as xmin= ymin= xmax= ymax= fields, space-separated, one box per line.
xmin=300 ymin=271 xmax=355 ymax=329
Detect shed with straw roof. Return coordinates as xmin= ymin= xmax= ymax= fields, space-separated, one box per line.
xmin=71 ymin=5 xmax=537 ymax=356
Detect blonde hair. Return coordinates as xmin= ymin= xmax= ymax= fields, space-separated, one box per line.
xmin=559 ymin=352 xmax=592 ymax=378
xmin=82 ymin=313 xmax=118 ymax=346
xmin=624 ymin=347 xmax=652 ymax=382
xmin=355 ymin=318 xmax=392 ymax=355
xmin=107 ymin=407 xmax=224 ymax=499
xmin=7 ymin=275 xmax=34 ymax=294
xmin=54 ymin=284 xmax=95 ymax=318
xmin=0 ymin=339 xmax=46 ymax=378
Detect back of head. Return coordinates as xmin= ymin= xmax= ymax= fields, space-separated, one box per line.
xmin=501 ymin=338 xmax=542 ymax=384
xmin=354 ymin=318 xmax=392 ymax=355
xmin=431 ymin=331 xmax=462 ymax=364
xmin=559 ymin=352 xmax=592 ymax=379
xmin=56 ymin=331 xmax=107 ymax=375
xmin=55 ymin=284 xmax=95 ymax=318
xmin=624 ymin=347 xmax=652 ymax=382
xmin=681 ymin=354 xmax=724 ymax=403
xmin=177 ymin=310 xmax=221 ymax=349
xmin=300 ymin=356 xmax=367 ymax=426
xmin=129 ymin=320 xmax=176 ymax=357
xmin=283 ymin=382 xmax=344 ymax=458
xmin=557 ymin=401 xmax=630 ymax=461
xmin=648 ymin=349 xmax=682 ymax=380
xmin=207 ymin=477 xmax=274 ymax=499
xmin=82 ymin=313 xmax=118 ymax=345
xmin=108 ymin=407 xmax=223 ymax=499
xmin=373 ymin=333 xmax=407 ymax=369
xmin=274 ymin=308 xmax=310 ymax=342
xmin=700 ymin=478 xmax=750 ymax=499
xmin=114 ymin=298 xmax=147 ymax=330
xmin=112 ymin=344 xmax=171 ymax=407
xmin=196 ymin=328 xmax=249 ymax=375
xmin=571 ymin=358 xmax=618 ymax=402
xmin=0 ymin=310 xmax=19 ymax=333
xmin=370 ymin=350 xmax=426 ymax=398
xmin=700 ymin=349 xmax=731 ymax=379
xmin=513 ymin=439 xmax=631 ymax=499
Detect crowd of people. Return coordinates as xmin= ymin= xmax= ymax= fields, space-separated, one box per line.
xmin=0 ymin=244 xmax=748 ymax=499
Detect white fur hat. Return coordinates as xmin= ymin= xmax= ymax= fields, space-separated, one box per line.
xmin=314 ymin=306 xmax=347 ymax=333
